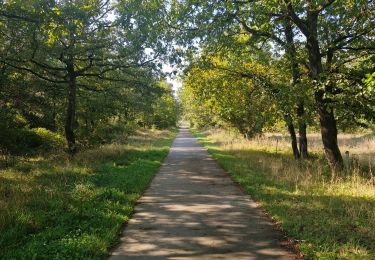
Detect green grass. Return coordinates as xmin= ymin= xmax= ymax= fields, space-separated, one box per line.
xmin=0 ymin=129 xmax=177 ymax=259
xmin=192 ymin=129 xmax=375 ymax=259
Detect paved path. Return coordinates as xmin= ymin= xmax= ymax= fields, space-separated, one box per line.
xmin=110 ymin=127 xmax=296 ymax=259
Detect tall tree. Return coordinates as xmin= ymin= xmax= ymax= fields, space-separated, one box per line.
xmin=283 ymin=0 xmax=374 ymax=171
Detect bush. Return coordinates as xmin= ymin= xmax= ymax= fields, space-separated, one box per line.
xmin=0 ymin=127 xmax=64 ymax=155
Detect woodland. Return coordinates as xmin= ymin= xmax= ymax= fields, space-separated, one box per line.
xmin=177 ymin=0 xmax=374 ymax=172
xmin=0 ymin=0 xmax=374 ymax=259
xmin=0 ymin=0 xmax=178 ymax=156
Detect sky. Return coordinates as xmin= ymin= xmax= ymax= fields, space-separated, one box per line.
xmin=163 ymin=64 xmax=182 ymax=93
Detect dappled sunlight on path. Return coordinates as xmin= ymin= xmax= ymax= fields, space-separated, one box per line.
xmin=110 ymin=127 xmax=296 ymax=259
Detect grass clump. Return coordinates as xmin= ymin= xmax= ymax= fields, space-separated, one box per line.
xmin=193 ymin=128 xmax=375 ymax=259
xmin=0 ymin=128 xmax=177 ymax=259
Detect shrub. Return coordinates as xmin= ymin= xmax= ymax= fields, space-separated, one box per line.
xmin=0 ymin=128 xmax=64 ymax=155
xmin=30 ymin=128 xmax=65 ymax=151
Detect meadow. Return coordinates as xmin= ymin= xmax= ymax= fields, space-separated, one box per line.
xmin=193 ymin=128 xmax=375 ymax=259
xmin=0 ymin=129 xmax=177 ymax=259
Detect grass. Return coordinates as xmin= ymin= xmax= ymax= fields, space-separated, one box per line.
xmin=0 ymin=128 xmax=177 ymax=259
xmin=192 ymin=128 xmax=375 ymax=259
xmin=237 ymin=131 xmax=375 ymax=167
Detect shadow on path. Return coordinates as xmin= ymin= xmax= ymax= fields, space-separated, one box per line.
xmin=110 ymin=127 xmax=296 ymax=259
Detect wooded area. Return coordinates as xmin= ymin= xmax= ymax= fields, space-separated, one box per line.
xmin=176 ymin=0 xmax=374 ymax=173
xmin=0 ymin=0 xmax=178 ymax=157
xmin=0 ymin=0 xmax=374 ymax=259
xmin=0 ymin=2 xmax=179 ymax=257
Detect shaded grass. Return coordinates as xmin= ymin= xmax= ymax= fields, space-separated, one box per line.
xmin=0 ymin=129 xmax=177 ymax=259
xmin=192 ymin=129 xmax=375 ymax=259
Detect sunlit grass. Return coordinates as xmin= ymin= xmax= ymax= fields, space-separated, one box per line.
xmin=213 ymin=129 xmax=375 ymax=167
xmin=0 ymin=128 xmax=177 ymax=259
xmin=193 ymin=128 xmax=375 ymax=259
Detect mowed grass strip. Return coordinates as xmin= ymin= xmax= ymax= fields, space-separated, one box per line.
xmin=192 ymin=129 xmax=375 ymax=259
xmin=0 ymin=129 xmax=177 ymax=259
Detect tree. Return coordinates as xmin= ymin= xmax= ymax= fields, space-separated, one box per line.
xmin=0 ymin=0 xmax=169 ymax=154
xmin=283 ymin=0 xmax=374 ymax=171
xmin=181 ymin=52 xmax=279 ymax=138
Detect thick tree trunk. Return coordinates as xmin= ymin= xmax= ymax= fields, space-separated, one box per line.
xmin=284 ymin=20 xmax=309 ymax=159
xmin=284 ymin=114 xmax=300 ymax=159
xmin=315 ymin=91 xmax=343 ymax=172
xmin=306 ymin=25 xmax=343 ymax=171
xmin=65 ymin=66 xmax=77 ymax=155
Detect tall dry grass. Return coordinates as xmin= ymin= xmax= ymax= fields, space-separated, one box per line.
xmin=207 ymin=129 xmax=374 ymax=169
xmin=197 ymin=128 xmax=375 ymax=258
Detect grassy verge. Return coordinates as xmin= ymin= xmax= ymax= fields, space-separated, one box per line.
xmin=0 ymin=128 xmax=177 ymax=259
xmin=192 ymin=129 xmax=375 ymax=259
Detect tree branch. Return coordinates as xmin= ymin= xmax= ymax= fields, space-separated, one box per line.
xmin=283 ymin=0 xmax=309 ymax=37
xmin=236 ymin=17 xmax=286 ymax=46
xmin=1 ymin=60 xmax=67 ymax=84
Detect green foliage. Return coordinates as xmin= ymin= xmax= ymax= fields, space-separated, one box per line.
xmin=0 ymin=129 xmax=177 ymax=259
xmin=31 ymin=128 xmax=65 ymax=150
xmin=0 ymin=127 xmax=64 ymax=155
xmin=0 ymin=0 xmax=177 ymax=153
xmin=174 ymin=0 xmax=374 ymax=169
xmin=148 ymin=82 xmax=179 ymax=129
xmin=179 ymin=51 xmax=283 ymax=137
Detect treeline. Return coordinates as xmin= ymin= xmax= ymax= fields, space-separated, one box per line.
xmin=175 ymin=0 xmax=375 ymax=172
xmin=0 ymin=0 xmax=178 ymax=156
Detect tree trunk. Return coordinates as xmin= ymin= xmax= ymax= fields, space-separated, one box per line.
xmin=315 ymin=90 xmax=343 ymax=172
xmin=51 ymin=101 xmax=57 ymax=132
xmin=305 ymin=19 xmax=343 ymax=171
xmin=284 ymin=20 xmax=308 ymax=159
xmin=285 ymin=114 xmax=300 ymax=159
xmin=65 ymin=64 xmax=77 ymax=155
xmin=297 ymin=101 xmax=308 ymax=158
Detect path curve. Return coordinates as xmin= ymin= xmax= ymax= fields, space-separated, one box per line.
xmin=110 ymin=127 xmax=296 ymax=259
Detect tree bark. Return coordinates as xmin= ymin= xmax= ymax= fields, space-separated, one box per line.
xmin=285 ymin=114 xmax=300 ymax=159
xmin=284 ymin=20 xmax=308 ymax=158
xmin=65 ymin=62 xmax=77 ymax=155
xmin=51 ymin=101 xmax=57 ymax=132
xmin=305 ymin=14 xmax=343 ymax=171
xmin=315 ymin=90 xmax=343 ymax=171
xmin=297 ymin=101 xmax=308 ymax=158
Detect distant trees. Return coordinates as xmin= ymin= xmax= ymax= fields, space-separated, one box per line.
xmin=181 ymin=52 xmax=280 ymax=139
xmin=0 ymin=0 xmax=178 ymax=155
xmin=149 ymin=82 xmax=179 ymax=129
